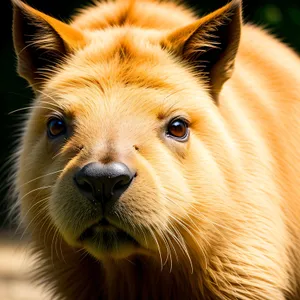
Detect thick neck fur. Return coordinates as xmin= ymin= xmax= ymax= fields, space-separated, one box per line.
xmin=32 ymin=240 xmax=212 ymax=300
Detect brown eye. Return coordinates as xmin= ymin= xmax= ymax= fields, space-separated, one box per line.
xmin=167 ymin=118 xmax=189 ymax=141
xmin=47 ymin=118 xmax=67 ymax=138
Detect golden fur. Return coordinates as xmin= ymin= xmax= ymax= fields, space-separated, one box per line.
xmin=10 ymin=0 xmax=300 ymax=299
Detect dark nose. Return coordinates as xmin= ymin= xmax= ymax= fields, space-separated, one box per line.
xmin=74 ymin=162 xmax=134 ymax=207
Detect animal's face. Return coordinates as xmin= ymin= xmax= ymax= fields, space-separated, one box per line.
xmin=13 ymin=0 xmax=241 ymax=262
xmin=18 ymin=34 xmax=212 ymax=259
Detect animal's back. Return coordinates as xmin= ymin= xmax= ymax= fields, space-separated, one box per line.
xmin=225 ymin=26 xmax=300 ymax=295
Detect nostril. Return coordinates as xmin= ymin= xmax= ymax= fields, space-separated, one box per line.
xmin=113 ymin=171 xmax=136 ymax=191
xmin=80 ymin=180 xmax=94 ymax=193
xmin=114 ymin=181 xmax=124 ymax=190
xmin=114 ymin=178 xmax=131 ymax=191
xmin=74 ymin=176 xmax=94 ymax=195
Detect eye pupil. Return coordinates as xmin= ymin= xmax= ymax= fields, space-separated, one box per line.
xmin=47 ymin=118 xmax=66 ymax=138
xmin=167 ymin=119 xmax=189 ymax=140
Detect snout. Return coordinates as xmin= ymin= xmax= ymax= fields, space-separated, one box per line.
xmin=50 ymin=158 xmax=162 ymax=258
xmin=74 ymin=162 xmax=135 ymax=211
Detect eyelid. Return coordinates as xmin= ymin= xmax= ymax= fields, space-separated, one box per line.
xmin=166 ymin=115 xmax=191 ymax=129
xmin=169 ymin=116 xmax=190 ymax=125
xmin=46 ymin=112 xmax=65 ymax=123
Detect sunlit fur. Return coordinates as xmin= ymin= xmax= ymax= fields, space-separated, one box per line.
xmin=10 ymin=0 xmax=300 ymax=299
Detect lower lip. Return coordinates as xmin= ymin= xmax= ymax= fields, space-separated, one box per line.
xmin=79 ymin=224 xmax=115 ymax=240
xmin=79 ymin=224 xmax=138 ymax=247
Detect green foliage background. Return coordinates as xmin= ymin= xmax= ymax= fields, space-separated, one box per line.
xmin=0 ymin=0 xmax=299 ymax=227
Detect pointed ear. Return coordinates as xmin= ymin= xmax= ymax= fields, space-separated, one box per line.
xmin=12 ymin=0 xmax=86 ymax=90
xmin=161 ymin=0 xmax=242 ymax=102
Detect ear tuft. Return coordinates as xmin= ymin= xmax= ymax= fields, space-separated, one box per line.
xmin=12 ymin=0 xmax=86 ymax=89
xmin=162 ymin=0 xmax=242 ymax=102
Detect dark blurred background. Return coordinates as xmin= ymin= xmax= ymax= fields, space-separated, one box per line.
xmin=0 ymin=0 xmax=300 ymax=229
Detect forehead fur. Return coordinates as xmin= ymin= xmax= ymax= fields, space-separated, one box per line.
xmin=72 ymin=0 xmax=195 ymax=30
xmin=48 ymin=30 xmax=198 ymax=87
xmin=42 ymin=0 xmax=205 ymax=96
xmin=44 ymin=28 xmax=208 ymax=116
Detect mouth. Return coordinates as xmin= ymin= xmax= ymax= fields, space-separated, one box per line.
xmin=78 ymin=218 xmax=139 ymax=257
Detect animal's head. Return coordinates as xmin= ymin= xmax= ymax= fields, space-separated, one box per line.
xmin=12 ymin=0 xmax=242 ymax=265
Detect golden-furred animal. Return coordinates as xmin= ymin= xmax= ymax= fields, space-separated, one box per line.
xmin=10 ymin=0 xmax=300 ymax=299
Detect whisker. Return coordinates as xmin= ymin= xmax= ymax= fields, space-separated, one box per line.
xmin=59 ymin=231 xmax=67 ymax=264
xmin=18 ymin=185 xmax=53 ymax=202
xmin=36 ymin=90 xmax=64 ymax=108
xmin=154 ymin=225 xmax=171 ymax=269
xmin=8 ymin=106 xmax=61 ymax=115
xmin=167 ymin=220 xmax=194 ymax=274
xmin=20 ymin=204 xmax=49 ymax=241
xmin=15 ymin=196 xmax=51 ymax=236
xmin=148 ymin=225 xmax=163 ymax=271
xmin=50 ymin=226 xmax=60 ymax=269
xmin=158 ymin=227 xmax=174 ymax=272
xmin=18 ymin=169 xmax=64 ymax=188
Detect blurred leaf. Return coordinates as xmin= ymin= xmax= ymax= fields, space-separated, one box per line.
xmin=288 ymin=7 xmax=300 ymax=26
xmin=263 ymin=4 xmax=283 ymax=24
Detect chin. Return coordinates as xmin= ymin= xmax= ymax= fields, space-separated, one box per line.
xmin=77 ymin=221 xmax=147 ymax=260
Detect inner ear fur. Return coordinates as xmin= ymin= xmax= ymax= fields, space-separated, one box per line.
xmin=162 ymin=0 xmax=242 ymax=102
xmin=12 ymin=0 xmax=86 ymax=90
